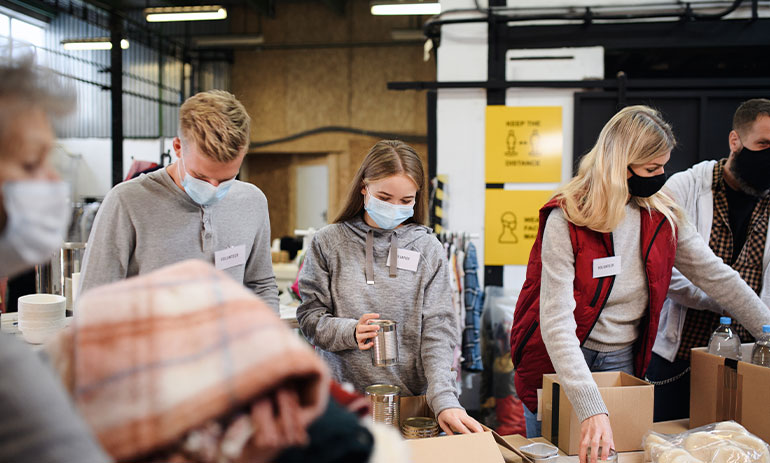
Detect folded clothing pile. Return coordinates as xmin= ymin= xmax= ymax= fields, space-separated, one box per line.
xmin=46 ymin=259 xmax=330 ymax=463
xmin=643 ymin=421 xmax=770 ymax=463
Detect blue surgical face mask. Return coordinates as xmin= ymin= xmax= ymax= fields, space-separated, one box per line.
xmin=364 ymin=188 xmax=414 ymax=229
xmin=178 ymin=155 xmax=235 ymax=206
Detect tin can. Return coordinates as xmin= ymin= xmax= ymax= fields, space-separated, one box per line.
xmin=365 ymin=384 xmax=400 ymax=427
xmin=401 ymin=416 xmax=439 ymax=439
xmin=370 ymin=320 xmax=399 ymax=367
xmin=520 ymin=443 xmax=559 ymax=463
xmin=585 ymin=447 xmax=618 ymax=463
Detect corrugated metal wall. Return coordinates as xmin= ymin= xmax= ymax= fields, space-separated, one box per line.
xmin=38 ymin=0 xmax=231 ymax=139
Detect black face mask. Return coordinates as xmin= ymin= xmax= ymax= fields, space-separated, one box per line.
xmin=627 ymin=166 xmax=667 ymax=198
xmin=731 ymin=145 xmax=770 ymax=194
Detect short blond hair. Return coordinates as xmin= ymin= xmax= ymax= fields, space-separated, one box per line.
xmin=179 ymin=90 xmax=250 ymax=162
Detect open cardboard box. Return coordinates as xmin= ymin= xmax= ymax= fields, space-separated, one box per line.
xmin=542 ymin=371 xmax=653 ymax=455
xmin=690 ymin=344 xmax=770 ymax=443
xmin=406 ymin=420 xmax=688 ymax=463
xmin=406 ymin=427 xmax=563 ymax=463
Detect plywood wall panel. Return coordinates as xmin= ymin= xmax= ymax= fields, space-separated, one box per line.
xmin=234 ymin=50 xmax=289 ymax=143
xmin=285 ymin=49 xmax=352 ymax=132
xmin=350 ymin=46 xmax=432 ymax=134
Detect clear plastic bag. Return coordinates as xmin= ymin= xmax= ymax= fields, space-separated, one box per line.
xmin=643 ymin=421 xmax=770 ymax=463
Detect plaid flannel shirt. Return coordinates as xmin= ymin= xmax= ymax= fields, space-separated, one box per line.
xmin=676 ymin=158 xmax=770 ymax=361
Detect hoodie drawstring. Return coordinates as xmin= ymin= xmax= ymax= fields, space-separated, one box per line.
xmin=366 ymin=230 xmax=375 ymax=285
xmin=365 ymin=229 xmax=400 ymax=284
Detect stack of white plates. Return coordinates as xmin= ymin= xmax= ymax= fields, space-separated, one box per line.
xmin=18 ymin=294 xmax=66 ymax=344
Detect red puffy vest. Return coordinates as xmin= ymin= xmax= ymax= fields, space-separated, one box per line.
xmin=510 ymin=199 xmax=677 ymax=413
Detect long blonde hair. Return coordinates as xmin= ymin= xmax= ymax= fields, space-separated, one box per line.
xmin=334 ymin=140 xmax=427 ymax=224
xmin=556 ymin=105 xmax=682 ymax=233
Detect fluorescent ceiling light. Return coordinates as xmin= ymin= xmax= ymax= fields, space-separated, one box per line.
xmin=371 ymin=2 xmax=440 ymax=15
xmin=61 ymin=38 xmax=129 ymax=50
xmin=193 ymin=34 xmax=264 ymax=48
xmin=144 ymin=5 xmax=227 ymax=22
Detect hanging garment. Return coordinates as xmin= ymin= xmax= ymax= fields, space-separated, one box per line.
xmin=462 ymin=242 xmax=484 ymax=371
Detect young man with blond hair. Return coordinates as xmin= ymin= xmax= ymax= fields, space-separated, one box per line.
xmin=80 ymin=90 xmax=279 ymax=310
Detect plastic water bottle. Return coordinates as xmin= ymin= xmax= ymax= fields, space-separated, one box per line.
xmin=751 ymin=325 xmax=770 ymax=367
xmin=707 ymin=317 xmax=742 ymax=361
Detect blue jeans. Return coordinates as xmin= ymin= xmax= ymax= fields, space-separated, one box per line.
xmin=524 ymin=345 xmax=635 ymax=438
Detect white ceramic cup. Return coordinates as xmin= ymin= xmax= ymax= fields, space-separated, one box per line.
xmin=17 ymin=294 xmax=66 ymax=344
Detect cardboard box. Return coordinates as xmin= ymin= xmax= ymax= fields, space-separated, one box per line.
xmin=407 ymin=422 xmax=684 ymax=463
xmin=407 ymin=431 xmax=506 ymax=463
xmin=541 ymin=371 xmax=654 ymax=455
xmin=690 ymin=344 xmax=770 ymax=443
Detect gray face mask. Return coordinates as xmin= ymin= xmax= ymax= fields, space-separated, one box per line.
xmin=0 ymin=181 xmax=70 ymax=276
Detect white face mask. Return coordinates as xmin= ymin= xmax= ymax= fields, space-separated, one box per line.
xmin=178 ymin=155 xmax=235 ymax=207
xmin=1 ymin=181 xmax=70 ymax=270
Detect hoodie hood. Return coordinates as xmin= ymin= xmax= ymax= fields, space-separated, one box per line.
xmin=341 ymin=215 xmax=433 ymax=253
xmin=342 ymin=215 xmax=434 ymax=284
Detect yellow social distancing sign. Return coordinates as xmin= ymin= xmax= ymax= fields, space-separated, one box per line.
xmin=485 ymin=189 xmax=554 ymax=266
xmin=485 ymin=106 xmax=562 ymax=183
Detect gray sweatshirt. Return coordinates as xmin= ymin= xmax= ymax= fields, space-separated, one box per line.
xmin=296 ymin=217 xmax=461 ymax=415
xmin=540 ymin=205 xmax=770 ymax=422
xmin=79 ymin=167 xmax=279 ymax=311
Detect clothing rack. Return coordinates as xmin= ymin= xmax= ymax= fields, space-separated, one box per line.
xmin=436 ymin=231 xmax=480 ymax=259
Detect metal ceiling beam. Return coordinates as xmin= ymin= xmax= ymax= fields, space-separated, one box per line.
xmin=498 ymin=18 xmax=770 ymax=51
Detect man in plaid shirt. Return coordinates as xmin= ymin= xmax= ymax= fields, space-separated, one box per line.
xmin=647 ymin=99 xmax=770 ymax=421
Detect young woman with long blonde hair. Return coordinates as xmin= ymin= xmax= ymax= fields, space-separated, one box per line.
xmin=510 ymin=106 xmax=770 ymax=463
xmin=297 ymin=140 xmax=482 ymax=435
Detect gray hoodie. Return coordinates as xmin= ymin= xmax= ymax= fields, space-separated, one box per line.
xmin=297 ymin=216 xmax=461 ymax=415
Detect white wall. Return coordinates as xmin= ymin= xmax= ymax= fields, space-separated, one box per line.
xmin=436 ymin=0 xmax=488 ymax=285
xmin=55 ymin=138 xmax=175 ymax=200
xmin=436 ymin=0 xmax=601 ymax=291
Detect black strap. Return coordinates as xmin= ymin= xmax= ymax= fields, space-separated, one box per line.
xmin=551 ymin=382 xmax=560 ymax=446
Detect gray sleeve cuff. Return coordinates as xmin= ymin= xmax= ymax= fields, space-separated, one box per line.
xmin=571 ymin=384 xmax=609 ymax=422
xmin=429 ymin=391 xmax=462 ymax=418
xmin=338 ymin=317 xmax=360 ymax=351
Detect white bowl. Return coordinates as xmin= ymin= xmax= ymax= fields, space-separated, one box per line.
xmin=19 ymin=318 xmax=66 ymax=331
xmin=18 ymin=294 xmax=65 ymax=322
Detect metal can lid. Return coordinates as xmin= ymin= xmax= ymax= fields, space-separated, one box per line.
xmin=402 ymin=417 xmax=438 ymax=429
xmin=61 ymin=242 xmax=87 ymax=249
xmin=365 ymin=384 xmax=401 ymax=396
xmin=369 ymin=319 xmax=395 ymax=327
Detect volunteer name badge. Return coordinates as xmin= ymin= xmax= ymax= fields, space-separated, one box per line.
xmin=592 ymin=256 xmax=621 ymax=279
xmin=387 ymin=248 xmax=420 ymax=272
xmin=215 ymin=244 xmax=246 ymax=270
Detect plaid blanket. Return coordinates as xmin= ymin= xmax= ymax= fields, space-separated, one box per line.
xmin=47 ymin=260 xmax=329 ymax=462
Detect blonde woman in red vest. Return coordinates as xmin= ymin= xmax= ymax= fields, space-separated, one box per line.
xmin=510 ymin=105 xmax=770 ymax=463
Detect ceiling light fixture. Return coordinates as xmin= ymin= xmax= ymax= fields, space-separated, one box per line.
xmin=144 ymin=5 xmax=227 ymax=23
xmin=61 ymin=38 xmax=129 ymax=50
xmin=370 ymin=1 xmax=440 ymax=16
